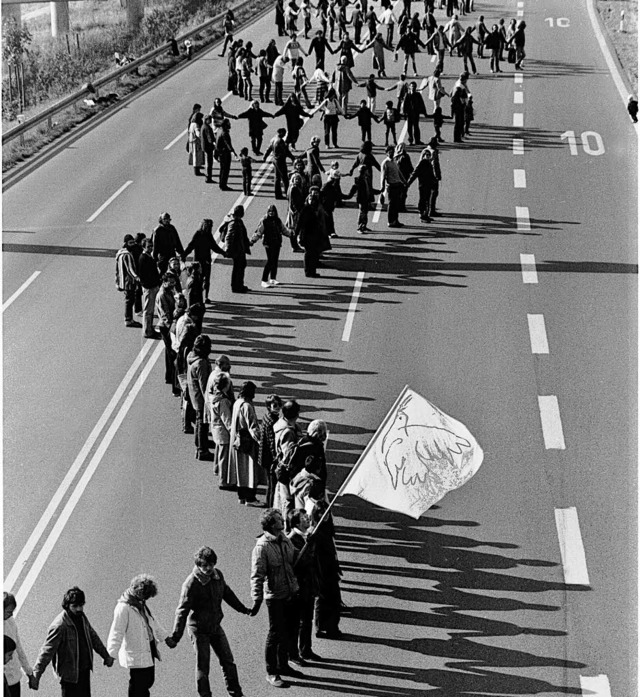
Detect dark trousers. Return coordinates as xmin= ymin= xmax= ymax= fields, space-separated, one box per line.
xmin=134 ymin=283 xmax=142 ymax=313
xmin=436 ymin=48 xmax=445 ymax=71
xmin=453 ymin=110 xmax=465 ymax=142
xmin=237 ymin=485 xmax=257 ymax=502
xmin=315 ymin=580 xmax=342 ymax=633
xmin=243 ymin=170 xmax=252 ymax=195
xmin=129 ymin=666 xmax=155 ymax=697
xmin=219 ymin=153 xmax=232 ymax=188
xmin=462 ymin=53 xmax=476 ymax=73
xmin=265 ymin=596 xmax=300 ymax=675
xmin=231 ymin=254 xmax=247 ymax=291
xmin=357 ymin=202 xmax=370 ymax=229
xmin=8 ymin=683 xmax=20 ymax=697
xmin=196 ymin=408 xmax=211 ymax=455
xmin=323 ymin=115 xmax=339 ymax=147
xmin=220 ymin=33 xmax=233 ymax=55
xmin=490 ymin=48 xmax=500 ymax=72
xmin=273 ymin=159 xmax=289 ymax=198
xmin=202 ymin=261 xmax=212 ymax=299
xmin=298 ymin=590 xmax=315 ymax=656
xmin=262 ymin=245 xmax=281 ymax=281
xmin=191 ymin=629 xmax=242 ymax=697
xmin=274 ymin=81 xmax=284 ymax=105
xmin=418 ymin=183 xmax=433 ymax=218
xmin=124 ymin=286 xmax=136 ymax=322
xmin=250 ymin=134 xmax=262 ymax=154
xmin=386 ymin=184 xmax=403 ymax=224
xmin=259 ymin=76 xmax=271 ymax=101
xmin=60 ymin=670 xmax=91 ymax=697
xmin=304 ymin=247 xmax=320 ymax=275
xmin=384 ymin=123 xmax=397 ymax=145
xmin=158 ymin=325 xmax=176 ymax=386
xmin=354 ymin=23 xmax=362 ymax=43
xmin=204 ymin=149 xmax=214 ymax=181
xmin=407 ymin=116 xmax=421 ymax=144
xmin=360 ymin=125 xmax=371 ymax=142
xmin=431 ymin=180 xmax=440 ymax=212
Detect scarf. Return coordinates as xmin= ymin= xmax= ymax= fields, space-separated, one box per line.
xmin=122 ymin=590 xmax=159 ymax=661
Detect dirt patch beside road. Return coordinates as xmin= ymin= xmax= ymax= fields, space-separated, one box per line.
xmin=597 ymin=0 xmax=638 ymax=93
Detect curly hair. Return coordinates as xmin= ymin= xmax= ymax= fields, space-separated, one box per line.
xmin=194 ymin=546 xmax=218 ymax=567
xmin=62 ymin=587 xmax=86 ymax=610
xmin=260 ymin=508 xmax=283 ymax=531
xmin=129 ymin=574 xmax=158 ymax=599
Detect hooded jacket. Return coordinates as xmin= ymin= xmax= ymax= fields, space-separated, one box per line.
xmin=107 ymin=593 xmax=168 ymax=669
xmin=187 ymin=351 xmax=211 ymax=413
xmin=274 ymin=417 xmax=302 ymax=463
xmin=251 ymin=532 xmax=300 ymax=601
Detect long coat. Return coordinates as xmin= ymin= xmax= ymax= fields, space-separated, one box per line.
xmin=228 ymin=398 xmax=262 ymax=488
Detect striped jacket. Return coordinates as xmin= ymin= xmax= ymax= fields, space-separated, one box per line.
xmin=115 ymin=247 xmax=139 ymax=291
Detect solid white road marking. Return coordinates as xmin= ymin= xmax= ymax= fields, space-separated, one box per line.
xmin=373 ymin=120 xmax=408 ymax=223
xmin=2 ymin=271 xmax=41 ymax=313
xmin=515 ymin=205 xmax=530 ymax=230
xmin=165 ymin=92 xmax=234 ymax=150
xmin=579 ymin=675 xmax=612 ymax=696
xmin=86 ymin=181 xmax=133 ymax=222
xmin=513 ymin=169 xmax=527 ymax=188
xmin=514 ymin=73 xmax=523 ymax=84
xmin=6 ymin=339 xmax=154 ymax=594
xmin=164 ymin=128 xmax=188 ymax=151
xmin=520 ymin=254 xmax=538 ymax=283
xmin=555 ymin=507 xmax=590 ymax=585
xmin=538 ymin=396 xmax=566 ymax=449
xmin=527 ymin=314 xmax=549 ymax=354
xmin=513 ymin=112 xmax=524 ymax=127
xmin=342 ymin=272 xmax=365 ymax=342
xmin=512 ymin=138 xmax=525 ymax=155
xmin=13 ymin=341 xmax=165 ymax=611
xmin=514 ymin=92 xmax=523 ymax=104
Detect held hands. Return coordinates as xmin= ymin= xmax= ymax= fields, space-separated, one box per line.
xmin=165 ymin=637 xmax=177 ymax=649
xmin=249 ymin=600 xmax=262 ymax=617
xmin=104 ymin=655 xmax=115 ymax=667
xmin=28 ymin=674 xmax=39 ymax=691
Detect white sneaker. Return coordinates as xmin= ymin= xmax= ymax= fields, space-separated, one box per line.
xmin=261 ymin=281 xmax=270 ymax=288
xmin=269 ymin=279 xmax=281 ymax=286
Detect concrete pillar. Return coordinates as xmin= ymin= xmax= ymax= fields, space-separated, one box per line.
xmin=50 ymin=1 xmax=70 ymax=38
xmin=3 ymin=4 xmax=22 ymax=28
xmin=126 ymin=0 xmax=144 ymax=32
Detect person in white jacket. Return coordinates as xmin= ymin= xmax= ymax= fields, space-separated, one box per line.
xmin=107 ymin=575 xmax=173 ymax=697
xmin=4 ymin=592 xmax=36 ymax=695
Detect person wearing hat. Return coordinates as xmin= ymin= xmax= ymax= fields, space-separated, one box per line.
xmin=151 ymin=213 xmax=184 ymax=276
xmin=115 ymin=235 xmax=142 ymax=328
xmin=264 ymin=128 xmax=296 ymax=199
xmin=223 ymin=206 xmax=251 ymax=293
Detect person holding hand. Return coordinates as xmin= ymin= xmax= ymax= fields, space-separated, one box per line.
xmin=168 ymin=547 xmax=253 ymax=697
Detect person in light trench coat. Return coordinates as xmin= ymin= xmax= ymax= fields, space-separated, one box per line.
xmin=207 ymin=372 xmax=234 ymax=486
xmin=188 ymin=112 xmax=206 ymax=176
xmin=228 ymin=381 xmax=262 ymax=505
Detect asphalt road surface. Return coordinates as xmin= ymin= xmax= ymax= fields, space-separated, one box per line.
xmin=3 ymin=0 xmax=637 ymax=694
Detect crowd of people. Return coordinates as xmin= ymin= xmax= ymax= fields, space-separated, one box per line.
xmin=7 ymin=1 xmax=533 ymax=696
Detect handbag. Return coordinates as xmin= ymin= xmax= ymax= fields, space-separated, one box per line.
xmin=233 ymin=428 xmax=254 ymax=454
xmin=507 ymin=47 xmax=516 ymax=64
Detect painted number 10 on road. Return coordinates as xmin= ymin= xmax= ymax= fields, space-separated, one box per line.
xmin=545 ymin=17 xmax=570 ymax=27
xmin=561 ymin=131 xmax=605 ymax=156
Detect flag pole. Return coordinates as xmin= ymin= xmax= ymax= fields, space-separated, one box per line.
xmin=295 ymin=385 xmax=411 ymax=564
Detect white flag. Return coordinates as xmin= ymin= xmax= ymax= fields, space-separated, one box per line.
xmin=339 ymin=386 xmax=484 ymax=519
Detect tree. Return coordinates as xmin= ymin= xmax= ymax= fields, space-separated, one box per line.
xmin=2 ymin=18 xmax=32 ymax=65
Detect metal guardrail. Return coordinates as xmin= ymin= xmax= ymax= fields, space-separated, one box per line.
xmin=2 ymin=0 xmax=255 ymax=146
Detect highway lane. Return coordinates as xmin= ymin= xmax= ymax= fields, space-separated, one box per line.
xmin=3 ymin=0 xmax=637 ymax=694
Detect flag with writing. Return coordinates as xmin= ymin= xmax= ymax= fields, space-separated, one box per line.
xmin=339 ymin=386 xmax=484 ymax=519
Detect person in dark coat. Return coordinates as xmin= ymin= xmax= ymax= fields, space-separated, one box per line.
xmin=215 ymin=119 xmax=237 ymax=191
xmin=250 ymin=205 xmax=292 ymax=287
xmin=406 ymin=147 xmax=437 ymax=222
xmin=138 ymin=238 xmax=162 ymax=339
xmin=273 ymin=94 xmax=313 ymax=149
xmin=320 ymin=176 xmax=344 ymax=238
xmin=201 ymin=115 xmax=216 ymax=183
xmin=223 ymin=205 xmax=251 ymax=293
xmin=264 ymin=128 xmax=296 ymax=199
xmin=628 ymin=95 xmax=639 ymax=123
xmin=151 ymin=213 xmax=184 ymax=276
xmin=258 ymin=394 xmax=283 ymax=507
xmin=452 ymin=26 xmax=481 ymax=75
xmin=450 ymin=85 xmax=467 ymax=142
xmin=395 ymin=29 xmax=426 ymax=76
xmin=402 ymin=81 xmax=428 ymax=144
xmin=182 ymin=218 xmax=226 ymax=304
xmin=296 ymin=190 xmax=324 ymax=278
xmin=347 ymin=140 xmax=380 ymax=203
xmin=237 ymin=101 xmax=274 ymax=155
xmin=308 ymin=30 xmax=334 ymax=70
xmin=345 ymin=100 xmax=381 ymax=143
xmin=346 ymin=164 xmax=376 ymax=232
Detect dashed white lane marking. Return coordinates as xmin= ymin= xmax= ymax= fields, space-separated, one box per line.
xmin=579 ymin=675 xmax=612 ymax=696
xmin=555 ymin=507 xmax=590 ymax=585
xmin=538 ymin=396 xmax=566 ymax=449
xmin=86 ymin=181 xmax=133 ymax=222
xmin=514 ymin=92 xmax=523 ymax=104
xmin=517 ymin=9 xmax=524 ymax=16
xmin=517 ymin=1 xmax=524 ymax=6
xmin=13 ymin=341 xmax=165 ymax=610
xmin=6 ymin=339 xmax=154 ymax=596
xmin=514 ymin=73 xmax=523 ymax=84
xmin=165 ymin=92 xmax=234 ymax=150
xmin=520 ymin=253 xmax=538 ymax=283
xmin=513 ymin=138 xmax=525 ymax=155
xmin=515 ymin=205 xmax=530 ymax=230
xmin=527 ymin=314 xmax=549 ymax=354
xmin=373 ymin=120 xmax=408 ymax=224
xmin=513 ymin=169 xmax=527 ymax=188
xmin=342 ymin=271 xmax=365 ymax=341
xmin=2 ymin=271 xmax=41 ymax=313
xmin=513 ymin=112 xmax=524 ymax=127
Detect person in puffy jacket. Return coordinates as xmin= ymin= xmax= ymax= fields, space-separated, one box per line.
xmin=169 ymin=547 xmax=252 ymax=697
xmin=107 ymin=575 xmax=171 ymax=697
xmin=250 ymin=509 xmax=301 ymax=689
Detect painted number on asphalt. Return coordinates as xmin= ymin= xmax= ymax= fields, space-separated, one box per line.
xmin=560 ymin=130 xmax=605 ymax=156
xmin=545 ymin=17 xmax=570 ymax=27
